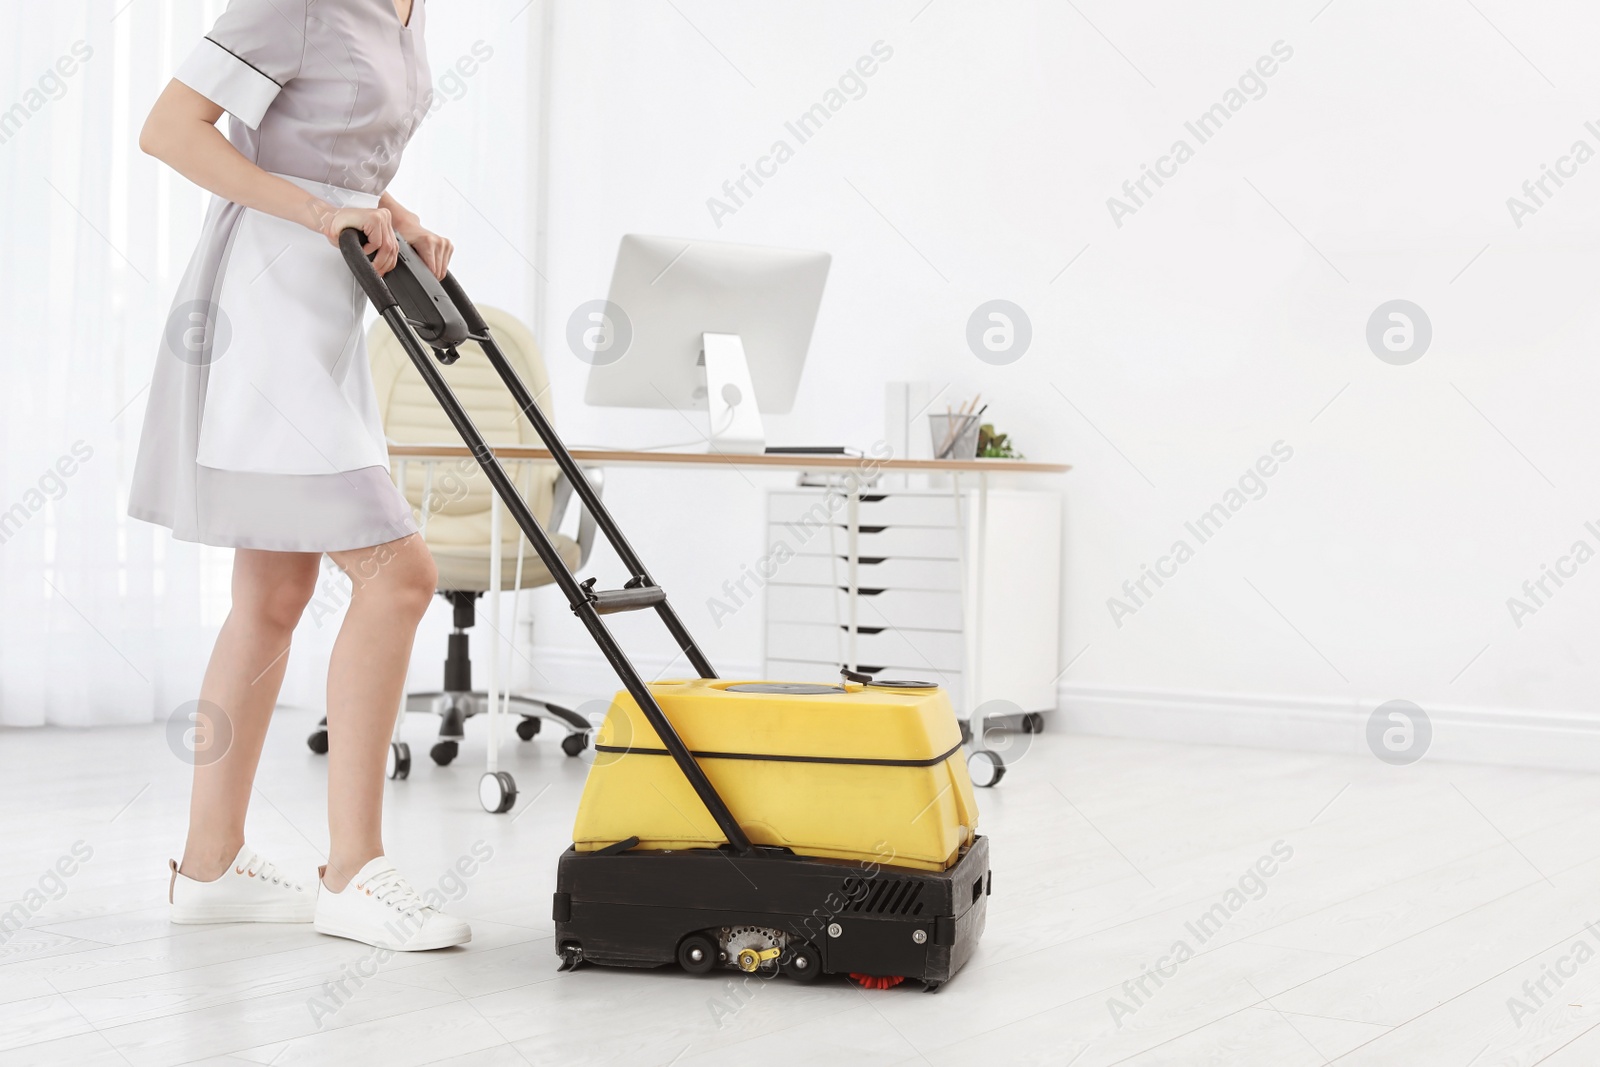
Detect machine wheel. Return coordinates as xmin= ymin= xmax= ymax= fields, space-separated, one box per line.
xmin=561 ymin=731 xmax=589 ymax=758
xmin=430 ymin=740 xmax=459 ymax=766
xmin=306 ymin=729 xmax=328 ymax=755
xmin=479 ymin=771 xmax=517 ymax=814
xmin=677 ymin=932 xmax=718 ymax=975
xmin=968 ymin=748 xmax=1006 ymax=788
xmin=386 ymin=742 xmax=411 ymax=780
xmin=1022 ymin=712 xmax=1046 ymax=734
xmin=557 ymin=943 xmax=584 ymax=971
xmin=516 ymin=717 xmax=541 ymax=741
xmin=781 ymin=942 xmax=822 ymax=983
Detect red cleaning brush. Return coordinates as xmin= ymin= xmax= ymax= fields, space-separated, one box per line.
xmin=850 ymin=974 xmax=906 ymax=990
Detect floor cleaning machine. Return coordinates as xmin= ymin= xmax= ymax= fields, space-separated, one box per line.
xmin=341 ymin=230 xmax=990 ymax=991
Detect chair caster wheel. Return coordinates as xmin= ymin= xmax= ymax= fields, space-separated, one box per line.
xmin=561 ymin=731 xmax=588 ymax=757
xmin=479 ymin=770 xmax=516 ymax=814
xmin=430 ymin=740 xmax=459 ymax=766
xmin=307 ymin=730 xmax=328 ymax=755
xmin=557 ymin=943 xmax=584 ymax=972
xmin=386 ymin=741 xmax=411 ymax=780
xmin=1022 ymin=712 xmax=1045 ymax=734
xmin=516 ymin=717 xmax=541 ymax=741
xmin=968 ymin=748 xmax=1006 ymax=788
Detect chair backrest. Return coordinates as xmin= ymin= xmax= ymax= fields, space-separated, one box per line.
xmin=368 ymin=305 xmax=559 ymax=554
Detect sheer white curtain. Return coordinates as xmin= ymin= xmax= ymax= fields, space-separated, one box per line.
xmin=1 ymin=2 xmax=228 ymax=727
xmin=0 ymin=2 xmax=547 ymax=727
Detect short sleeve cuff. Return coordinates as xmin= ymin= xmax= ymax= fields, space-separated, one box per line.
xmin=174 ymin=37 xmax=282 ymax=129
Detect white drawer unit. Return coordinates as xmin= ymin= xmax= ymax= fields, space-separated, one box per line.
xmin=766 ymin=622 xmax=968 ymax=671
xmin=769 ymin=491 xmax=964 ymax=528
xmin=767 ymin=584 xmax=965 ymax=632
xmin=763 ymin=486 xmax=1062 ymax=717
xmin=772 ymin=553 xmax=963 ymax=591
xmin=784 ymin=523 xmax=961 ymax=561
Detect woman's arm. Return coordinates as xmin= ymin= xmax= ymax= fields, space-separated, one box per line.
xmin=140 ymin=80 xmax=400 ymax=273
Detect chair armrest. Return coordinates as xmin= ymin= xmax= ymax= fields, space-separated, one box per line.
xmin=549 ymin=465 xmax=605 ymax=569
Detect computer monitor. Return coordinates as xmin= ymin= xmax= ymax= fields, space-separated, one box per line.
xmin=582 ymin=234 xmax=831 ymax=454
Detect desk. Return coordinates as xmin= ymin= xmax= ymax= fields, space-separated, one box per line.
xmin=388 ymin=444 xmax=1069 ymax=741
xmin=389 ymin=444 xmax=1068 ymax=477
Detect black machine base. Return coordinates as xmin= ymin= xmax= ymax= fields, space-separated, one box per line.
xmin=553 ymin=835 xmax=989 ymax=989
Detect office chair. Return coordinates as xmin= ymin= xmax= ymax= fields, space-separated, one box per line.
xmin=306 ymin=305 xmax=600 ymax=766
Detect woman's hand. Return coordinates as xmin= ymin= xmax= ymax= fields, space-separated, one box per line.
xmin=320 ymin=205 xmax=400 ymax=275
xmin=394 ymin=218 xmax=454 ymax=280
xmin=376 ymin=193 xmax=452 ymax=279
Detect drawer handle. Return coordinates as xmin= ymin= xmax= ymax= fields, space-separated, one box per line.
xmin=844 ymin=556 xmax=887 ymax=566
xmin=858 ymin=526 xmax=888 ymax=534
xmin=843 ymin=587 xmax=886 ymax=596
xmin=844 ymin=626 xmax=887 ymax=635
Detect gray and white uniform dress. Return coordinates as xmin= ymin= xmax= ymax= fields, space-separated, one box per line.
xmin=130 ymin=0 xmax=431 ymax=552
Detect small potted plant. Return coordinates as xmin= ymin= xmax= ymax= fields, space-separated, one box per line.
xmin=977 ymin=423 xmax=1024 ymax=459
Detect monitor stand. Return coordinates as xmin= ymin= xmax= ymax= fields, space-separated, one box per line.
xmin=701 ymin=332 xmax=766 ymax=455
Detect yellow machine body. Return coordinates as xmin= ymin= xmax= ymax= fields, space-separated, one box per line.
xmin=572 ymin=680 xmax=979 ymax=872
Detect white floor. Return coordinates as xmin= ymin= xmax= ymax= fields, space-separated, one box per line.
xmin=4 ymin=710 xmax=1600 ymax=1066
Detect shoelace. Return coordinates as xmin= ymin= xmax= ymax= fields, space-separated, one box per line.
xmin=239 ymin=851 xmax=303 ymax=891
xmin=358 ymin=866 xmax=432 ymax=915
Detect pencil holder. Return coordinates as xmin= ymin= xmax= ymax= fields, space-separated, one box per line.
xmin=930 ymin=413 xmax=981 ymax=460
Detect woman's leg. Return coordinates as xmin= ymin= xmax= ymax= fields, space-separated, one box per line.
xmin=180 ymin=549 xmax=321 ymax=880
xmin=320 ymin=533 xmax=437 ymax=891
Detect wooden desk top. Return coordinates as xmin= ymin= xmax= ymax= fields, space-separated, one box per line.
xmin=386 ymin=443 xmax=1070 ymax=475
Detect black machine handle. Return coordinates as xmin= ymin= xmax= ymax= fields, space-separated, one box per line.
xmin=339 ymin=228 xmax=752 ymax=855
xmin=339 ymin=228 xmax=470 ymax=351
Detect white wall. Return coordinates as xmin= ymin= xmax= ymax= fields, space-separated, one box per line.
xmin=522 ymin=0 xmax=1600 ymax=766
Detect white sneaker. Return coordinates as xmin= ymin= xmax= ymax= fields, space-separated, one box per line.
xmin=169 ymin=844 xmax=316 ymax=923
xmin=313 ymin=857 xmax=471 ymax=951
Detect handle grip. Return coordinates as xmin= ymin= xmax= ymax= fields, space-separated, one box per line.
xmin=340 ymin=226 xmax=470 ymax=348
xmin=339 ymin=227 xmax=398 ymax=312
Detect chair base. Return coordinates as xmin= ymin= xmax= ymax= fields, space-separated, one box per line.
xmin=306 ymin=693 xmax=591 ymax=761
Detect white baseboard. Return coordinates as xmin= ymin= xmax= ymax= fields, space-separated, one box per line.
xmin=1058 ymin=682 xmax=1600 ymax=772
